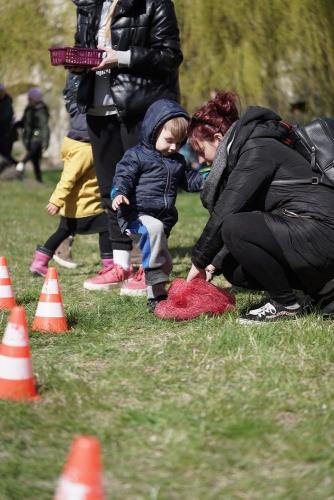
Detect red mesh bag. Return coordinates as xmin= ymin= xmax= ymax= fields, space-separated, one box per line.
xmin=155 ymin=277 xmax=235 ymax=321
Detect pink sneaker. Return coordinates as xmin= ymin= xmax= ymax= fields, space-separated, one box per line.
xmin=120 ymin=266 xmax=148 ymax=296
xmin=83 ymin=264 xmax=132 ymax=291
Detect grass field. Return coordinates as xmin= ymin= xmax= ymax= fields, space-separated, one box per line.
xmin=0 ymin=172 xmax=334 ymax=499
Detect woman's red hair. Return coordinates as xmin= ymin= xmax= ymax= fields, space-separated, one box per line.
xmin=189 ymin=91 xmax=239 ymax=151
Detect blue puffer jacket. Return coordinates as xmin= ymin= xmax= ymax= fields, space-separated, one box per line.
xmin=111 ymin=99 xmax=204 ymax=235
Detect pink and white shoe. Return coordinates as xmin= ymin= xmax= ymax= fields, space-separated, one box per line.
xmin=83 ymin=264 xmax=133 ymax=291
xmin=120 ymin=266 xmax=148 ymax=296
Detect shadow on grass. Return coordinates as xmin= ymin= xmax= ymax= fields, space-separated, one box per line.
xmin=66 ymin=311 xmax=79 ymax=329
xmin=16 ymin=291 xmax=39 ymax=305
xmin=170 ymin=246 xmax=193 ymax=260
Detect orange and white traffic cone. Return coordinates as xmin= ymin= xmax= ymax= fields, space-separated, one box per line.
xmin=54 ymin=436 xmax=105 ymax=500
xmin=32 ymin=267 xmax=69 ymax=333
xmin=0 ymin=306 xmax=39 ymax=401
xmin=0 ymin=256 xmax=16 ymax=310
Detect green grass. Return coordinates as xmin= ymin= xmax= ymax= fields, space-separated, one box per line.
xmin=0 ymin=173 xmax=334 ymax=499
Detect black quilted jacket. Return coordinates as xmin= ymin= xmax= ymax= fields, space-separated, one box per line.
xmin=72 ymin=0 xmax=183 ymax=119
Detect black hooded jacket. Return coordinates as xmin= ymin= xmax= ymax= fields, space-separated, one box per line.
xmin=72 ymin=0 xmax=183 ymax=119
xmin=112 ymin=99 xmax=204 ymax=234
xmin=192 ymin=107 xmax=334 ymax=292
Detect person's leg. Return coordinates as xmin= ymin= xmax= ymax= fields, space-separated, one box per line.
xmin=30 ymin=142 xmax=43 ymax=182
xmin=219 ymin=251 xmax=264 ymax=291
xmin=0 ymin=138 xmax=17 ymax=170
xmin=43 ymin=227 xmax=73 ymax=254
xmin=98 ymin=230 xmax=114 ymax=268
xmin=221 ymin=212 xmax=306 ymax=322
xmin=30 ymin=225 xmax=72 ymax=276
xmin=127 ymin=215 xmax=172 ymax=308
xmin=222 ymin=212 xmax=299 ymax=305
xmin=86 ymin=115 xmax=139 ymax=256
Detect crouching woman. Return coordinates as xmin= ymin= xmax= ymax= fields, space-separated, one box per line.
xmin=186 ymin=91 xmax=334 ymax=323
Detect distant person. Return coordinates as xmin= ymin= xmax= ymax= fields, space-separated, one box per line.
xmin=0 ymin=83 xmax=17 ymax=171
xmin=16 ymin=87 xmax=50 ymax=183
xmin=288 ymin=100 xmax=308 ymax=126
xmin=30 ymin=74 xmax=113 ymax=279
xmin=108 ymin=99 xmax=204 ymax=310
xmin=179 ymin=141 xmax=199 ymax=170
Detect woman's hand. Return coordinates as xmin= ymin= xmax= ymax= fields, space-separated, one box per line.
xmin=112 ymin=194 xmax=130 ymax=211
xmin=186 ymin=263 xmax=206 ymax=282
xmin=205 ymin=264 xmax=216 ymax=282
xmin=46 ymin=203 xmax=60 ymax=215
xmin=92 ymin=48 xmax=118 ymax=71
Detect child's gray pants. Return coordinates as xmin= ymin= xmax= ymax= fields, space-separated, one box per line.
xmin=127 ymin=215 xmax=173 ymax=285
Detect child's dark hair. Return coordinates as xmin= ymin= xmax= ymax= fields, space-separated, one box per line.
xmin=163 ymin=116 xmax=189 ymax=143
xmin=188 ymin=91 xmax=239 ymax=151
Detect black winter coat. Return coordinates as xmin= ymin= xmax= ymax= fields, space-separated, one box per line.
xmin=112 ymin=99 xmax=204 ymax=235
xmin=73 ymin=0 xmax=183 ymax=119
xmin=0 ymin=94 xmax=14 ymax=136
xmin=21 ymin=102 xmax=50 ymax=151
xmin=192 ymin=107 xmax=334 ymax=293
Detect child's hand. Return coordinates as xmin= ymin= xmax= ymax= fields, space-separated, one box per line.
xmin=46 ymin=203 xmax=60 ymax=215
xmin=112 ymin=195 xmax=130 ymax=211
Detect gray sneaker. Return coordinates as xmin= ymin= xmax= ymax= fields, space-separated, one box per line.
xmin=53 ymin=236 xmax=78 ymax=269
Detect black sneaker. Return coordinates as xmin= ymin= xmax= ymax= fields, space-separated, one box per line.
xmin=310 ymin=280 xmax=334 ymax=318
xmin=147 ymin=295 xmax=167 ymax=313
xmin=239 ymin=300 xmax=303 ymax=324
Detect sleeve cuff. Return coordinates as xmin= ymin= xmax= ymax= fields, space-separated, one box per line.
xmin=117 ymin=50 xmax=131 ymax=68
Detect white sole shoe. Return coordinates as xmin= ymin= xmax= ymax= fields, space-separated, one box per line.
xmin=53 ymin=254 xmax=78 ymax=269
xmin=120 ymin=287 xmax=148 ymax=297
xmin=83 ymin=281 xmax=123 ymax=291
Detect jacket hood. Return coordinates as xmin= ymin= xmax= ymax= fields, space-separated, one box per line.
xmin=228 ymin=106 xmax=290 ymax=171
xmin=140 ymin=98 xmax=189 ymax=150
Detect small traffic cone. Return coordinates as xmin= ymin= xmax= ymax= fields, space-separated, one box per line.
xmin=0 ymin=306 xmax=39 ymax=401
xmin=32 ymin=267 xmax=69 ymax=333
xmin=54 ymin=436 xmax=105 ymax=500
xmin=0 ymin=256 xmax=16 ymax=310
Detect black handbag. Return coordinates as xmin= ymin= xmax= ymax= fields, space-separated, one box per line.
xmin=294 ymin=118 xmax=334 ymax=184
xmin=272 ymin=117 xmax=334 ymax=186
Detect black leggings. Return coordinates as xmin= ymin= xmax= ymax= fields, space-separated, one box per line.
xmin=44 ymin=227 xmax=111 ymax=257
xmin=86 ymin=114 xmax=141 ymax=251
xmin=23 ymin=141 xmax=43 ymax=182
xmin=221 ymin=212 xmax=303 ymax=305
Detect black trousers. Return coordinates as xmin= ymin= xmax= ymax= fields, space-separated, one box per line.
xmin=220 ymin=212 xmax=303 ymax=305
xmin=0 ymin=136 xmax=16 ymax=171
xmin=86 ymin=114 xmax=142 ymax=251
xmin=23 ymin=141 xmax=43 ymax=182
xmin=43 ymin=225 xmax=111 ymax=257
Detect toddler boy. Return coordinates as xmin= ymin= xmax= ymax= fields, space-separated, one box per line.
xmin=112 ymin=99 xmax=204 ymax=310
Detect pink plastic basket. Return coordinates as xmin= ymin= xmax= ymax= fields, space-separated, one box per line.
xmin=49 ymin=47 xmax=105 ymax=67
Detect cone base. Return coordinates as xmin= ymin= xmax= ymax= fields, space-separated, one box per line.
xmin=32 ymin=317 xmax=69 ymax=333
xmin=0 ymin=298 xmax=16 ymax=310
xmin=0 ymin=378 xmax=40 ymax=401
